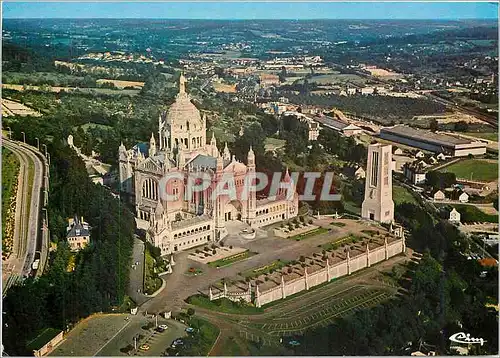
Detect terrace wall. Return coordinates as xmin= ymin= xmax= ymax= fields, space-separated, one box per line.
xmin=368 ymin=246 xmax=386 ymax=265
xmin=208 ymin=238 xmax=405 ymax=308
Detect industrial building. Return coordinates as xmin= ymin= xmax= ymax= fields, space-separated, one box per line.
xmin=313 ymin=114 xmax=362 ymax=137
xmin=380 ymin=126 xmax=487 ymax=157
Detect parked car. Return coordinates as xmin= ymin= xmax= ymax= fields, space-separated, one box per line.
xmin=140 ymin=344 xmax=150 ymax=351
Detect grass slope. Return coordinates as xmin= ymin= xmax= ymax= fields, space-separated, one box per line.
xmin=440 ymin=159 xmax=498 ymax=182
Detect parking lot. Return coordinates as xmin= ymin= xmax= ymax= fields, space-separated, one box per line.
xmin=50 ymin=313 xmax=187 ymax=356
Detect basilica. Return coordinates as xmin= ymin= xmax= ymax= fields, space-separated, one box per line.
xmin=119 ymin=74 xmax=298 ymax=255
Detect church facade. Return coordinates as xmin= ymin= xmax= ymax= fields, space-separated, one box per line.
xmin=119 ymin=74 xmax=298 ymax=255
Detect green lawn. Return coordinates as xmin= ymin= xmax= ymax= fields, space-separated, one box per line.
xmin=241 ymin=260 xmax=290 ymax=279
xmin=143 ymin=247 xmax=162 ymax=295
xmin=465 ymin=132 xmax=498 ymax=142
xmin=331 ymin=222 xmax=346 ymax=227
xmin=439 ymin=159 xmax=498 ymax=182
xmin=186 ymin=295 xmax=264 ymax=315
xmin=393 ymin=185 xmax=418 ymax=206
xmin=450 ymin=204 xmax=498 ymax=223
xmin=289 ymin=227 xmax=329 ymax=241
xmin=264 ymin=137 xmax=286 ymax=150
xmin=220 ymin=337 xmax=244 ymax=356
xmin=174 ymin=316 xmax=220 ymax=356
xmin=207 ymin=250 xmax=256 ymax=268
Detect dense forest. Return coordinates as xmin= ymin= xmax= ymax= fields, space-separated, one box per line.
xmin=296 ymin=203 xmax=498 ymax=355
xmin=285 ymin=93 xmax=447 ymax=121
xmin=3 ymin=142 xmax=136 ymax=355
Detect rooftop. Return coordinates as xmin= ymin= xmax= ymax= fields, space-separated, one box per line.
xmin=171 ymin=214 xmax=211 ymax=230
xmin=67 ymin=216 xmax=90 ymax=238
xmin=381 ymin=125 xmax=476 ymax=147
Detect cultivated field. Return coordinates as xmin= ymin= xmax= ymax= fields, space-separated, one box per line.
xmin=439 ymin=159 xmax=498 ymax=182
xmin=464 ymin=131 xmax=498 ymax=142
xmin=413 ymin=113 xmax=485 ymax=124
xmin=213 ymin=82 xmax=237 ymax=93
xmin=2 ymin=84 xmax=140 ymax=96
xmin=363 ymin=66 xmax=403 ymax=78
xmin=96 ymin=79 xmax=145 ymax=88
xmin=2 ymin=98 xmax=42 ymax=117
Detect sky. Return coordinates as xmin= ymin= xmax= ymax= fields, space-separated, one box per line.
xmin=2 ymin=2 xmax=498 ymax=20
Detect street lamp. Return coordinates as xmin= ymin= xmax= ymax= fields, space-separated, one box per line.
xmin=21 ymin=131 xmax=26 ymax=143
xmin=35 ymin=137 xmax=40 ymax=150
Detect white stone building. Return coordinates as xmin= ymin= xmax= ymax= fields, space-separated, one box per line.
xmin=361 ymin=143 xmax=394 ymax=223
xmin=448 ymin=208 xmax=461 ymax=224
xmin=119 ymin=75 xmax=298 ymax=255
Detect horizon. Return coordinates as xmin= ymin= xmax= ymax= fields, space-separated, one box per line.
xmin=3 ymin=2 xmax=498 ymax=20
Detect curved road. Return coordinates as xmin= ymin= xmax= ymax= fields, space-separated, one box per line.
xmin=2 ymin=138 xmax=46 ymax=293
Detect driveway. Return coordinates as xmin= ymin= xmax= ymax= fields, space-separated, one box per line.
xmin=128 ymin=238 xmax=150 ymax=306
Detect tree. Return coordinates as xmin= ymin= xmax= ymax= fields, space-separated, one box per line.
xmin=187 ymin=308 xmax=195 ymax=316
xmin=426 ymin=171 xmax=456 ymax=189
xmin=429 ymin=119 xmax=439 ymax=132
xmin=453 ymin=121 xmax=469 ymax=132
xmin=279 ymin=66 xmax=287 ymax=83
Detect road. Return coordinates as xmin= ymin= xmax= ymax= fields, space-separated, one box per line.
xmin=423 ymin=92 xmax=498 ymax=128
xmin=128 ymin=238 xmax=150 ymax=306
xmin=2 ymin=137 xmax=47 ymax=294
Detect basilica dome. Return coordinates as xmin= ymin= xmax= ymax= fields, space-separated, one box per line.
xmin=167 ymin=95 xmax=202 ymax=129
xmin=166 ymin=74 xmax=202 ymax=131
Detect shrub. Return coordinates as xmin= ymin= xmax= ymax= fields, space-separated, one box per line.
xmin=120 ymin=345 xmax=134 ymax=354
xmin=308 ymin=219 xmax=313 ymax=224
xmin=299 ymin=255 xmax=305 ymax=262
xmin=212 ymin=249 xmax=216 ymax=255
xmin=230 ymin=245 xmax=233 ymax=249
xmin=287 ymin=267 xmax=293 ymax=274
xmin=300 ymin=216 xmax=306 ymax=222
xmin=187 ymin=308 xmax=195 ymax=316
xmin=220 ymin=242 xmax=224 ymax=247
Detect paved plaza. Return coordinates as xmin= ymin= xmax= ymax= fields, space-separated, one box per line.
xmin=140 ymin=218 xmax=387 ymax=314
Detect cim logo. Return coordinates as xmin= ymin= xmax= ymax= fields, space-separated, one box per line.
xmin=449 ymin=332 xmax=487 ymax=346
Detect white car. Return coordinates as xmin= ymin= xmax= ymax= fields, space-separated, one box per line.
xmin=158 ymin=324 xmax=168 ymax=330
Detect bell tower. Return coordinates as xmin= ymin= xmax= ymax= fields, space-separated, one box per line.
xmin=361 ymin=143 xmax=394 ymax=223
